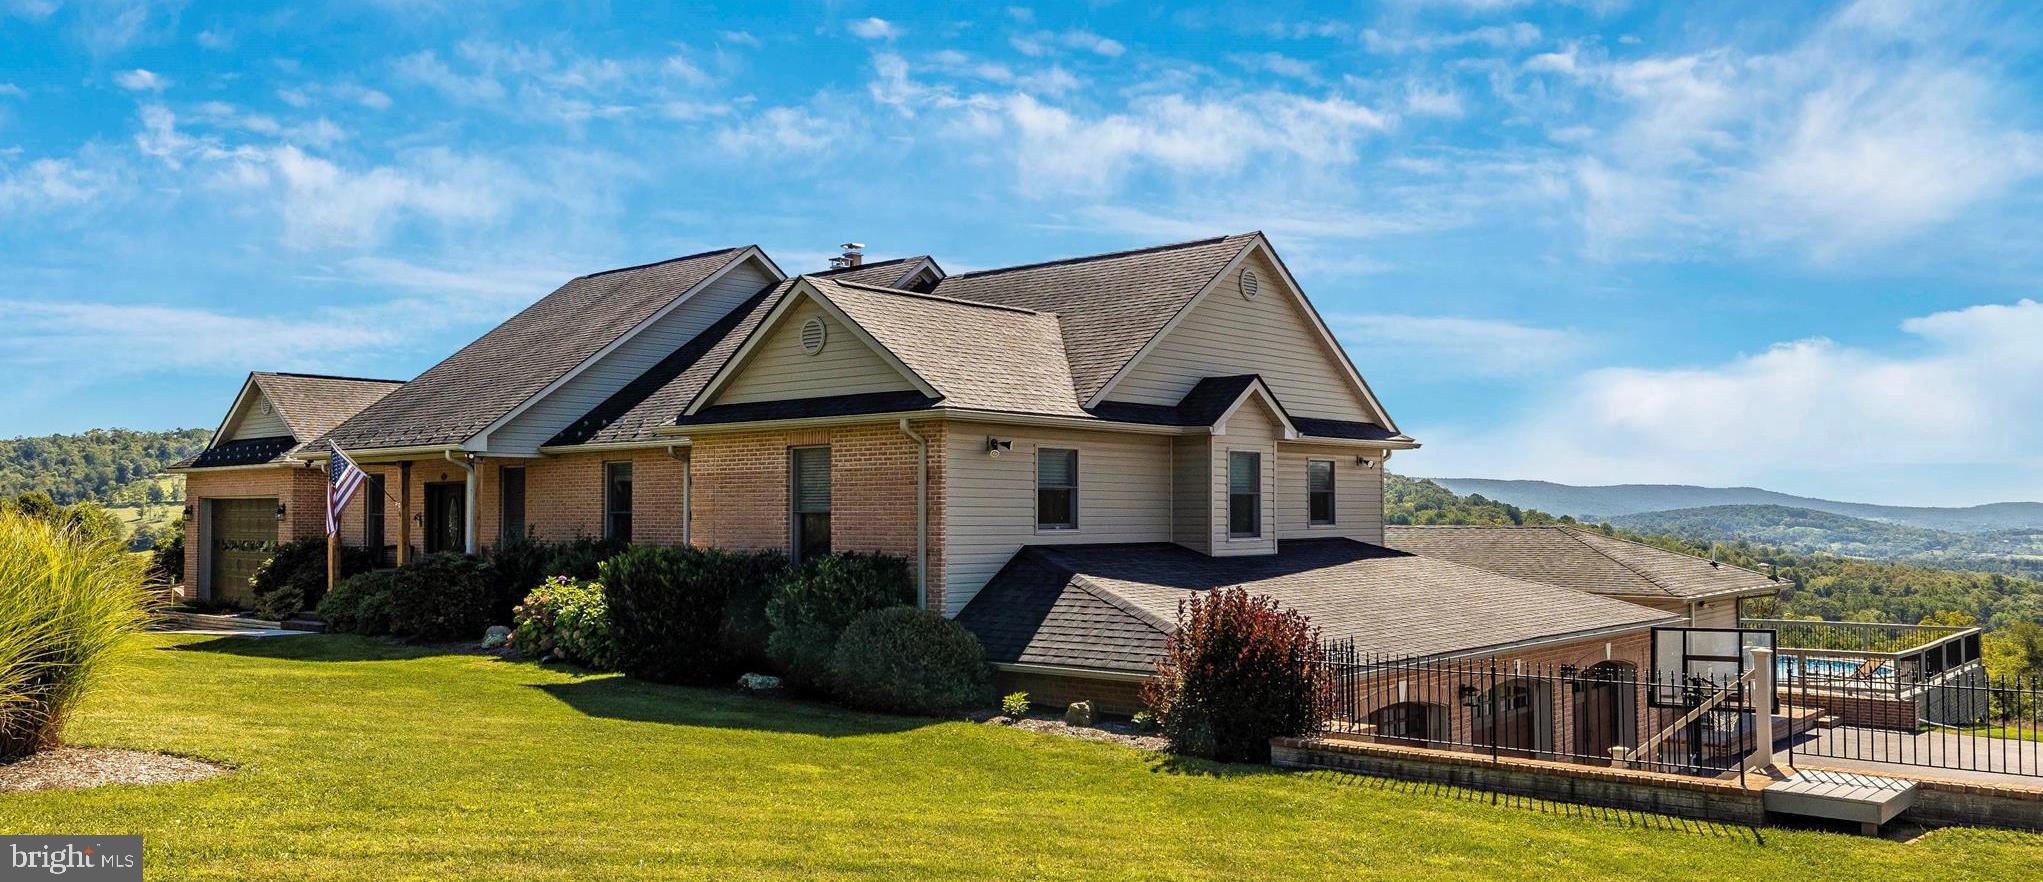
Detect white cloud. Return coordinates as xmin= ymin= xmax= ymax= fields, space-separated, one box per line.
xmin=1000 ymin=92 xmax=1392 ymax=191
xmin=334 ymin=256 xmax=573 ymax=304
xmin=713 ymin=106 xmax=846 ymax=158
xmin=195 ymin=27 xmax=231 ymax=50
xmin=1421 ymin=299 xmax=2043 ymax=491
xmin=0 ymin=156 xmax=117 ymax=212
xmin=4 ymin=0 xmax=59 ymax=20
xmin=114 ymin=68 xmax=170 ymax=92
xmin=1404 ymin=82 xmax=1465 ymax=118
xmin=0 ymin=299 xmax=402 ymax=373
xmin=0 ymin=83 xmax=25 ymax=98
xmin=1333 ymin=314 xmax=1588 ymax=377
xmin=1363 ymin=23 xmax=1540 ymax=54
xmin=719 ymin=30 xmax=761 ymax=47
xmin=1555 ymin=0 xmax=2043 ymax=259
xmin=1061 ymin=30 xmax=1124 ymax=57
xmin=848 ymin=17 xmax=899 ymax=41
xmin=1233 ymin=52 xmax=1317 ymax=81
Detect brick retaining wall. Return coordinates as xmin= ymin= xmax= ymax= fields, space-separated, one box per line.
xmin=1271 ymin=735 xmax=1768 ymax=826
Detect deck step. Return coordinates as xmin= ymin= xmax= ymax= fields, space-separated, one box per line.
xmin=1764 ymin=769 xmax=1917 ymax=834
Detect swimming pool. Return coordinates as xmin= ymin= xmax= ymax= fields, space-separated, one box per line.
xmin=1779 ymin=657 xmax=1896 ymax=679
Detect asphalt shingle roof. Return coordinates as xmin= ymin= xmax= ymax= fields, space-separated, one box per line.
xmin=956 ymin=539 xmax=1677 ymax=674
xmin=173 ymin=372 xmax=401 ymax=468
xmin=807 ymin=276 xmax=1088 ymax=418
xmin=323 ymin=247 xmax=752 ymax=451
xmin=1383 ymin=525 xmax=1781 ymax=601
xmin=810 ymin=255 xmax=939 ymax=289
xmin=927 ymin=234 xmax=1259 ymax=403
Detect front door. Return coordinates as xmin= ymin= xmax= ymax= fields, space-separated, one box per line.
xmin=207 ymin=498 xmax=277 ymax=607
xmin=424 ymin=482 xmax=465 ymax=555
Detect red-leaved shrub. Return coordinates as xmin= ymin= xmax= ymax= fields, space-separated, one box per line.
xmin=1142 ymin=586 xmax=1328 ymax=762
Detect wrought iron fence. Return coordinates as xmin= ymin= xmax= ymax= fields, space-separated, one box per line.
xmin=1781 ymin=666 xmax=2043 ymax=778
xmin=1744 ymin=618 xmax=1982 ymax=700
xmin=1317 ymin=646 xmax=1759 ymax=779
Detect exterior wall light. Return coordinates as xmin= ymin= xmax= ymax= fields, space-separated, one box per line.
xmin=274 ymin=503 xmax=288 ymax=521
xmin=986 ymin=437 xmax=1013 ymax=458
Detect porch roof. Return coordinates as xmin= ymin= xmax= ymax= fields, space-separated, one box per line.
xmin=956 ymin=538 xmax=1677 ymax=676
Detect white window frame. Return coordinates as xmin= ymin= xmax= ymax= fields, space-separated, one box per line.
xmin=1307 ymin=458 xmax=1337 ymax=527
xmin=1034 ymin=446 xmax=1080 ymax=533
xmin=1226 ymin=448 xmax=1263 ymax=540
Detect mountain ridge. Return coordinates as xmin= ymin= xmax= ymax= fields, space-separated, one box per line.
xmin=1423 ymin=478 xmax=2043 ymax=534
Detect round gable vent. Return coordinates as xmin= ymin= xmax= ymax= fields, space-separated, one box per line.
xmin=1240 ymin=268 xmax=1260 ymax=301
xmin=799 ymin=316 xmax=828 ymax=355
xmin=259 ymin=397 xmax=273 ymax=415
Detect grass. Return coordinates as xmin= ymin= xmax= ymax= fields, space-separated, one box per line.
xmin=4 ymin=634 xmax=2041 ymax=881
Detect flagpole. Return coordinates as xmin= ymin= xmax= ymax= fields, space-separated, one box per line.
xmin=328 ymin=447 xmax=342 ymax=600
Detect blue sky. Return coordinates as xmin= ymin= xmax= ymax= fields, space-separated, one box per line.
xmin=3 ymin=1 xmax=2041 ymax=506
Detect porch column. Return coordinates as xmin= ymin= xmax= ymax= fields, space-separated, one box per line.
xmin=396 ymin=461 xmax=412 ymax=566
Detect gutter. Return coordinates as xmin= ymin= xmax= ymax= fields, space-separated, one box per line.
xmin=897 ymin=418 xmax=928 ymax=610
xmin=164 ymin=460 xmax=318 ymax=475
xmin=649 ymin=406 xmax=1422 ymax=447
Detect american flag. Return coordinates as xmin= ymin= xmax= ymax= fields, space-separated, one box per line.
xmin=327 ymin=446 xmax=368 ymax=535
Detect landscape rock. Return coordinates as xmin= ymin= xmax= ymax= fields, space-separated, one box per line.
xmin=481 ymin=625 xmax=512 ymax=648
xmin=1064 ymin=700 xmax=1095 ymax=727
xmin=738 ymin=673 xmax=783 ymax=693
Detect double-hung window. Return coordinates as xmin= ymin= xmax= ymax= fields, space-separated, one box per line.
xmin=1307 ymin=459 xmax=1336 ymax=526
xmin=604 ymin=462 xmax=633 ymax=543
xmin=1036 ymin=448 xmax=1078 ymax=530
xmin=499 ymin=465 xmax=527 ymax=541
xmin=1228 ymin=451 xmax=1262 ymax=539
xmin=791 ymin=446 xmax=832 ymax=563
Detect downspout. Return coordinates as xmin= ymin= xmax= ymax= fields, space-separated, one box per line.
xmin=445 ymin=450 xmax=476 ymax=555
xmin=667 ymin=442 xmax=692 ymax=547
xmin=896 ymin=418 xmax=928 ymax=611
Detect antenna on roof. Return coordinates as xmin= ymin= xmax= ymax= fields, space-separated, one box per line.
xmin=828 ymin=242 xmax=865 ymax=270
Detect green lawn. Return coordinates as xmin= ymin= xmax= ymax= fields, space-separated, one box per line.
xmin=4 ymin=634 xmax=2039 ymax=881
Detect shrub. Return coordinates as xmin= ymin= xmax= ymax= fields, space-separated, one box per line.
xmin=510 ymin=576 xmax=615 ymax=669
xmin=1142 ymin=586 xmax=1328 ymax=763
xmin=0 ymin=510 xmax=159 ymax=759
xmin=316 ymin=571 xmax=398 ymax=636
xmin=248 ymin=536 xmax=374 ymax=621
xmin=766 ymin=552 xmax=915 ymax=691
xmin=544 ymin=536 xmax=629 ymax=582
xmin=484 ymin=534 xmax=553 ymax=623
xmin=1001 ymin=691 xmax=1031 ymax=718
xmin=386 ymin=553 xmax=494 ymax=641
xmin=827 ymin=607 xmax=990 ymax=715
xmin=596 ymin=546 xmax=786 ymax=683
xmin=148 ymin=518 xmax=184 ymax=587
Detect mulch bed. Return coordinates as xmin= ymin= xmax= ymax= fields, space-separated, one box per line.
xmin=976 ymin=713 xmax=1169 ymax=752
xmin=0 ymin=748 xmax=226 ymax=792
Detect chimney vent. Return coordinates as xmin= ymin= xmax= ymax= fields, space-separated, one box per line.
xmin=829 ymin=242 xmax=866 ymax=270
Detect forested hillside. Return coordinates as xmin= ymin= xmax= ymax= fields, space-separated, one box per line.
xmin=0 ymin=428 xmax=209 ymax=505
xmin=1386 ymin=473 xmax=2043 ymax=633
xmin=1609 ymin=504 xmax=2043 ymax=580
xmin=1426 ymin=477 xmax=2043 ymax=533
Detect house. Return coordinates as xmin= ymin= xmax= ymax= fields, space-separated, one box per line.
xmin=169 ymin=234 xmax=1775 ymax=719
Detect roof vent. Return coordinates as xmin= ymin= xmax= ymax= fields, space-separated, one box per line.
xmin=800 ymin=316 xmax=828 ymax=355
xmin=1240 ymin=268 xmax=1260 ymax=300
xmin=828 ymin=242 xmax=866 ymax=270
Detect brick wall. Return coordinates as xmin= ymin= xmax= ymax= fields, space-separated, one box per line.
xmin=996 ymin=670 xmax=1148 ymax=716
xmin=180 ymin=465 xmax=328 ymax=598
xmin=689 ymin=420 xmax=948 ymax=610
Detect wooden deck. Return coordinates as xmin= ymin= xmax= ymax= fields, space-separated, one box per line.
xmin=1762 ymin=768 xmax=1918 ymax=834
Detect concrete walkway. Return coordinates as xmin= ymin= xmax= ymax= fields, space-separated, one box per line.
xmin=1787 ymin=726 xmax=2043 ymax=787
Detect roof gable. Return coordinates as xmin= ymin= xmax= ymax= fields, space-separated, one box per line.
xmin=1096 ymin=238 xmax=1395 ymax=429
xmin=702 ymin=288 xmax=931 ymax=409
xmin=188 ymin=371 xmax=402 ymax=468
xmin=324 ymin=247 xmax=766 ymax=451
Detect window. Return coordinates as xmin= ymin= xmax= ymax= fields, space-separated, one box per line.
xmin=363 ymin=473 xmax=386 ymax=555
xmin=604 ymin=462 xmax=633 ymax=543
xmin=1228 ymin=451 xmax=1262 ymax=538
xmin=500 ymin=465 xmax=526 ymax=541
xmin=1307 ymin=459 xmax=1335 ymax=526
xmin=791 ymin=446 xmax=831 ymax=563
xmin=1036 ymin=448 xmax=1078 ymax=530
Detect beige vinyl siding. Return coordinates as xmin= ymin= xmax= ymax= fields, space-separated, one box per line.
xmin=224 ymin=393 xmax=291 ymax=441
xmin=1276 ymin=443 xmax=1384 ymax=544
xmin=1172 ymin=434 xmax=1211 ymax=553
xmin=1110 ymin=249 xmax=1373 ymax=423
xmin=942 ymin=421 xmax=1173 ymax=616
xmin=1688 ymin=598 xmax=1739 ymax=629
xmin=489 ymin=259 xmax=777 ymax=454
xmin=715 ymin=299 xmax=918 ymax=406
xmin=1210 ymin=398 xmax=1278 ymax=556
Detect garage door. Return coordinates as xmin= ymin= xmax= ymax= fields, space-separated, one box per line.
xmin=208 ymin=498 xmax=278 ymax=607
